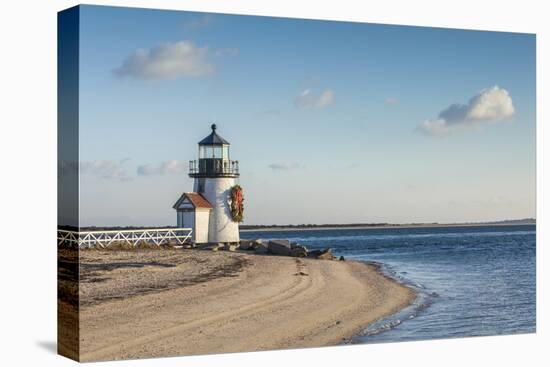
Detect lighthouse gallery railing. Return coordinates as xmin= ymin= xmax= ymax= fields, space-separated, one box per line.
xmin=189 ymin=159 xmax=239 ymax=176
xmin=57 ymin=228 xmax=193 ymax=249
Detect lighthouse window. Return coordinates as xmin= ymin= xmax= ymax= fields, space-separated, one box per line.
xmin=204 ymin=146 xmax=213 ymax=158
xmin=199 ymin=146 xmax=206 ymax=159
xmin=199 ymin=145 xmax=227 ymax=158
xmin=223 ymin=145 xmax=229 ymax=159
xmin=201 ymin=146 xmax=218 ymax=158
xmin=213 ymin=146 xmax=223 ymax=158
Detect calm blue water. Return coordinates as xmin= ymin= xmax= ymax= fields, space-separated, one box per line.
xmin=240 ymin=225 xmax=536 ymax=343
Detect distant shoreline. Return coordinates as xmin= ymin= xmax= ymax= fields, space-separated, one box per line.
xmin=75 ymin=219 xmax=535 ymax=233
xmin=240 ymin=221 xmax=535 ymax=233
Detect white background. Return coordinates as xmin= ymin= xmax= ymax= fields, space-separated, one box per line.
xmin=0 ymin=0 xmax=547 ymax=366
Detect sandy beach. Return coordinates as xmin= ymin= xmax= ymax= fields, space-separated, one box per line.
xmin=71 ymin=249 xmax=414 ymax=361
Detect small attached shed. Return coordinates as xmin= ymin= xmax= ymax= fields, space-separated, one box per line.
xmin=172 ymin=192 xmax=213 ymax=244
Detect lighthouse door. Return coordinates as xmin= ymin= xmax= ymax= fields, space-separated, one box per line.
xmin=181 ymin=210 xmax=195 ymax=230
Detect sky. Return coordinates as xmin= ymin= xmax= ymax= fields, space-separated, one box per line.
xmin=75 ymin=5 xmax=536 ymax=226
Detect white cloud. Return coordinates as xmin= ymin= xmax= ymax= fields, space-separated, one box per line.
xmin=294 ymin=88 xmax=335 ymax=109
xmin=417 ymin=119 xmax=451 ymax=136
xmin=268 ymin=162 xmax=302 ymax=171
xmin=80 ymin=159 xmax=131 ymax=181
xmin=137 ymin=160 xmax=187 ymax=176
xmin=113 ymin=41 xmax=214 ymax=80
xmin=464 ymin=86 xmax=515 ymax=120
xmin=419 ymin=86 xmax=515 ymax=136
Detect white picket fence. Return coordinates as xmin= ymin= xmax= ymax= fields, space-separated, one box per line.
xmin=57 ymin=228 xmax=193 ymax=249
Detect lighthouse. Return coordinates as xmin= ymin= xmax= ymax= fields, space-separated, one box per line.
xmin=173 ymin=124 xmax=241 ymax=244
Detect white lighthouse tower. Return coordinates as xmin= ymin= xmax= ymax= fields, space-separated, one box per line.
xmin=173 ymin=124 xmax=241 ymax=244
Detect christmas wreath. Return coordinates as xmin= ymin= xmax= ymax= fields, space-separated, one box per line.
xmin=230 ymin=185 xmax=244 ymax=223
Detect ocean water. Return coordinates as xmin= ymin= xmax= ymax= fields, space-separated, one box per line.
xmin=240 ymin=225 xmax=536 ymax=343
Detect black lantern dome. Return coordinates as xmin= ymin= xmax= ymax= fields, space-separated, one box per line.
xmin=198 ymin=124 xmax=230 ymax=145
xmin=189 ymin=124 xmax=239 ymax=178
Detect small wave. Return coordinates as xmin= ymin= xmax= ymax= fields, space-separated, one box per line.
xmin=350 ymin=262 xmax=436 ymax=342
xmin=362 ymin=319 xmax=403 ymax=337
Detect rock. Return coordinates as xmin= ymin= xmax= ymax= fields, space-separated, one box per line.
xmin=268 ymin=240 xmax=292 ymax=256
xmin=253 ymin=239 xmax=264 ymax=250
xmin=203 ymin=243 xmax=224 ymax=251
xmin=294 ymin=271 xmax=309 ymax=276
xmin=225 ymin=243 xmax=238 ymax=252
xmin=316 ymin=248 xmax=334 ymax=260
xmin=241 ymin=239 xmax=265 ymax=251
xmin=270 ymin=239 xmax=290 ymax=247
xmin=239 ymin=240 xmax=254 ymax=250
xmin=307 ymin=250 xmax=322 ymax=258
xmin=254 ymin=244 xmax=268 ymax=254
xmin=339 ymin=255 xmax=345 ymax=261
xmin=317 ymin=249 xmax=334 ymax=260
xmin=291 ymin=245 xmax=308 ymax=257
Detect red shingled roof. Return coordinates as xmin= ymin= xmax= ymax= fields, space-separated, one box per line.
xmin=185 ymin=193 xmax=213 ymax=209
xmin=172 ymin=192 xmax=213 ymax=210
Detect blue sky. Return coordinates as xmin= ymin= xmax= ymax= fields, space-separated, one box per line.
xmin=76 ymin=5 xmax=536 ymax=226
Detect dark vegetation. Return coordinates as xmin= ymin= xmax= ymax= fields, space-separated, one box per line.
xmin=73 ymin=218 xmax=535 ymax=232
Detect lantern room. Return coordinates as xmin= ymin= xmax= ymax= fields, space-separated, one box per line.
xmin=189 ymin=124 xmax=239 ymax=178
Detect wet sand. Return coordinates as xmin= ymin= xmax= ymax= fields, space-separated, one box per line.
xmin=71 ymin=249 xmax=414 ymax=361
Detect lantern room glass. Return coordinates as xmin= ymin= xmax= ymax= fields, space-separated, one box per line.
xmin=222 ymin=145 xmax=229 ymax=159
xmin=199 ymin=144 xmax=229 ymax=159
